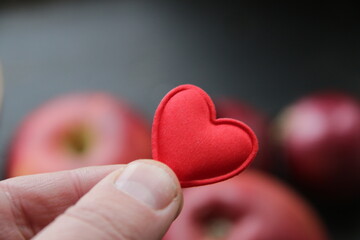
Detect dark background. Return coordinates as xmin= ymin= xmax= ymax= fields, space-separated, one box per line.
xmin=1 ymin=1 xmax=359 ymax=239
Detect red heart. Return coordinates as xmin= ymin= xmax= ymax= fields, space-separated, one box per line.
xmin=152 ymin=85 xmax=258 ymax=187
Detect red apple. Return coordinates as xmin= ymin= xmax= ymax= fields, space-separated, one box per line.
xmin=7 ymin=92 xmax=151 ymax=177
xmin=277 ymin=92 xmax=360 ymax=198
xmin=164 ymin=170 xmax=328 ymax=240
xmin=216 ymin=99 xmax=273 ymax=170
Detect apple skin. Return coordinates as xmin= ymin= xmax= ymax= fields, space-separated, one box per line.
xmin=215 ymin=99 xmax=273 ymax=170
xmin=277 ymin=92 xmax=360 ymax=198
xmin=164 ymin=170 xmax=328 ymax=240
xmin=7 ymin=92 xmax=151 ymax=177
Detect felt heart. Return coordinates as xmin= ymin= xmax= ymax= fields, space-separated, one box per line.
xmin=152 ymin=84 xmax=258 ymax=187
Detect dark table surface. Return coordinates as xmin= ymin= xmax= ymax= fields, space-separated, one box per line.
xmin=1 ymin=1 xmax=359 ymax=239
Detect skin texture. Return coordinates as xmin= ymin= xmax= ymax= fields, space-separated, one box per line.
xmin=164 ymin=170 xmax=328 ymax=240
xmin=0 ymin=160 xmax=183 ymax=240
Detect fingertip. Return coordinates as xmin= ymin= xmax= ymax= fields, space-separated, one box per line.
xmin=114 ymin=160 xmax=182 ymax=211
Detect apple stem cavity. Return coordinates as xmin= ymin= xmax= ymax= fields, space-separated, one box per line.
xmin=204 ymin=217 xmax=232 ymax=239
xmin=196 ymin=204 xmax=237 ymax=239
xmin=63 ymin=126 xmax=94 ymax=156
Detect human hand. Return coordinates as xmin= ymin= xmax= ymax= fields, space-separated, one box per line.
xmin=0 ymin=160 xmax=183 ymax=240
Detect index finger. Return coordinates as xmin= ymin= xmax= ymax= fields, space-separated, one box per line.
xmin=0 ymin=164 xmax=124 ymax=240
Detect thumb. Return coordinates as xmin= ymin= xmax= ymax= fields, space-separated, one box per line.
xmin=34 ymin=160 xmax=183 ymax=240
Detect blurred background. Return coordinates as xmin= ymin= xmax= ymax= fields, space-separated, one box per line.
xmin=1 ymin=1 xmax=359 ymax=239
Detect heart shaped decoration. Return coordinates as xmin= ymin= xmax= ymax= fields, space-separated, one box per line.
xmin=152 ymin=85 xmax=258 ymax=187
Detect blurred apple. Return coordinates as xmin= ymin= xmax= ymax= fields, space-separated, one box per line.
xmin=277 ymin=92 xmax=360 ymax=198
xmin=164 ymin=170 xmax=328 ymax=240
xmin=216 ymin=99 xmax=273 ymax=170
xmin=7 ymin=92 xmax=151 ymax=177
